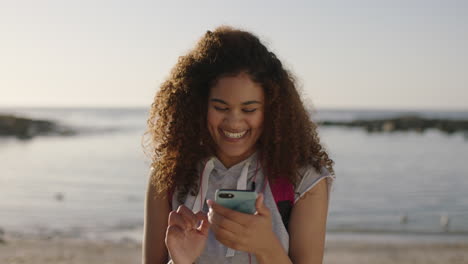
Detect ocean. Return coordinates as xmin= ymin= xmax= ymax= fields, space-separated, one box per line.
xmin=1 ymin=107 xmax=467 ymax=242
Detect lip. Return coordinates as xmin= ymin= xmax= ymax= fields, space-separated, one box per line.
xmin=219 ymin=128 xmax=250 ymax=142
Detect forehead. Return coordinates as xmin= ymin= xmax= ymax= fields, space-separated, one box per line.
xmin=209 ymin=73 xmax=264 ymax=103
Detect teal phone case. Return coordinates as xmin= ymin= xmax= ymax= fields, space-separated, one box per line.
xmin=215 ymin=189 xmax=257 ymax=214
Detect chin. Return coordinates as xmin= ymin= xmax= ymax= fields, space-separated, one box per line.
xmin=218 ymin=146 xmax=255 ymax=159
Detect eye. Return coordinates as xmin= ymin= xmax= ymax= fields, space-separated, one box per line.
xmin=214 ymin=106 xmax=228 ymax=111
xmin=243 ymin=109 xmax=257 ymax=113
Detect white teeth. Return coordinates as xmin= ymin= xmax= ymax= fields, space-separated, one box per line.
xmin=222 ymin=130 xmax=247 ymax=139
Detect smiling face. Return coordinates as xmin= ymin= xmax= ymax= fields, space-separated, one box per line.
xmin=207 ymin=72 xmax=264 ymax=168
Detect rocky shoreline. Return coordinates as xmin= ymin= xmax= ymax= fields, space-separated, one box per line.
xmin=2 ymin=113 xmax=468 ymax=139
xmin=318 ymin=115 xmax=468 ymax=135
xmin=0 ymin=114 xmax=76 ymax=139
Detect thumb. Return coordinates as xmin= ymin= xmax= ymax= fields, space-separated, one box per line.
xmin=195 ymin=211 xmax=210 ymax=236
xmin=255 ymin=193 xmax=269 ymax=216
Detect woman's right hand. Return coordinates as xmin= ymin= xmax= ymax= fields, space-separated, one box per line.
xmin=165 ymin=205 xmax=210 ymax=264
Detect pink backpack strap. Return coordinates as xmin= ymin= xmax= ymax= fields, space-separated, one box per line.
xmin=270 ymin=176 xmax=295 ymax=231
xmin=270 ymin=176 xmax=295 ymax=205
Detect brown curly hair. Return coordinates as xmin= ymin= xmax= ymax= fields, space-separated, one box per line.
xmin=143 ymin=26 xmax=334 ymax=203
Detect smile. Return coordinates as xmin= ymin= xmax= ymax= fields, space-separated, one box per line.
xmin=221 ymin=129 xmax=248 ymax=139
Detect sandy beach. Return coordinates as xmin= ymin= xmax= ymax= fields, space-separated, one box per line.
xmin=1 ymin=233 xmax=467 ymax=264
xmin=324 ymin=238 xmax=468 ymax=264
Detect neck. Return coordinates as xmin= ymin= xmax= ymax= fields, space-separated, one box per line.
xmin=217 ymin=149 xmax=256 ymax=169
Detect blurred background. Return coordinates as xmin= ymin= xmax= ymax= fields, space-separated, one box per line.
xmin=1 ymin=0 xmax=467 ymax=263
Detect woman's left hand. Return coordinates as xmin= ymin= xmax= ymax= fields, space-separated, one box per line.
xmin=207 ymin=194 xmax=276 ymax=256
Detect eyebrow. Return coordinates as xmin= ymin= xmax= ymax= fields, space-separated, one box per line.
xmin=210 ymin=98 xmax=262 ymax=106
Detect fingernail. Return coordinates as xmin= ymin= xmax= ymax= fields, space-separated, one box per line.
xmin=206 ymin=199 xmax=213 ymax=207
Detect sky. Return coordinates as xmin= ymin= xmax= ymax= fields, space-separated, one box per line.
xmin=1 ymin=0 xmax=467 ymax=110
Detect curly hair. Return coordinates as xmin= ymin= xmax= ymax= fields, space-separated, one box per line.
xmin=143 ymin=26 xmax=334 ymax=203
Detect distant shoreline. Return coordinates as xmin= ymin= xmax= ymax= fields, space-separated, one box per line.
xmin=0 ymin=114 xmax=76 ymax=139
xmin=2 ymin=111 xmax=467 ymax=139
xmin=318 ymin=115 xmax=468 ymax=134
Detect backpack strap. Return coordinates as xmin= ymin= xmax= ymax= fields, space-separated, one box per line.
xmin=270 ymin=176 xmax=295 ymax=231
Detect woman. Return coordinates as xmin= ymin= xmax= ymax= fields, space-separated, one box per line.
xmin=143 ymin=26 xmax=335 ymax=264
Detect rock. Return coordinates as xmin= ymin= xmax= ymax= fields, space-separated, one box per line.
xmin=0 ymin=114 xmax=76 ymax=139
xmin=0 ymin=227 xmax=5 ymax=244
xmin=54 ymin=192 xmax=65 ymax=202
xmin=318 ymin=115 xmax=468 ymax=135
xmin=382 ymin=121 xmax=395 ymax=132
xmin=400 ymin=214 xmax=408 ymax=224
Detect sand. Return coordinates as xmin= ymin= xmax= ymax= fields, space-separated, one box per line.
xmin=325 ymin=240 xmax=468 ymax=264
xmin=0 ymin=237 xmax=139 ymax=264
xmin=1 ymin=234 xmax=467 ymax=264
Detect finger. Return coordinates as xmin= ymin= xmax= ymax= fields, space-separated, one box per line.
xmin=207 ymin=199 xmax=252 ymax=227
xmin=209 ymin=211 xmax=244 ymax=234
xmin=254 ymin=193 xmax=270 ymax=216
xmin=195 ymin=211 xmax=210 ymax=235
xmin=210 ymin=222 xmax=244 ymax=251
xmin=165 ymin=225 xmax=184 ymax=245
xmin=168 ymin=211 xmax=188 ymax=230
xmin=195 ymin=211 xmax=209 ymax=224
xmin=177 ymin=205 xmax=198 ymax=229
xmin=210 ymin=218 xmax=237 ymax=241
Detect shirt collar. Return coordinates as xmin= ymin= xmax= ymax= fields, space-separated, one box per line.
xmin=212 ymin=151 xmax=258 ymax=173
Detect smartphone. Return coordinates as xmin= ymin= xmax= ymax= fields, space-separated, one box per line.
xmin=214 ymin=189 xmax=257 ymax=214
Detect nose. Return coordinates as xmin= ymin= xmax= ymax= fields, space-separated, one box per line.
xmin=223 ymin=110 xmax=245 ymax=131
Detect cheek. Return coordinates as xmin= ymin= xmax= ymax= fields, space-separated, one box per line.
xmin=248 ymin=113 xmax=264 ymax=130
xmin=207 ymin=109 xmax=222 ymax=129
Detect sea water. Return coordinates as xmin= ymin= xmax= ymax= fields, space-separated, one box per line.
xmin=0 ymin=107 xmax=467 ymax=241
